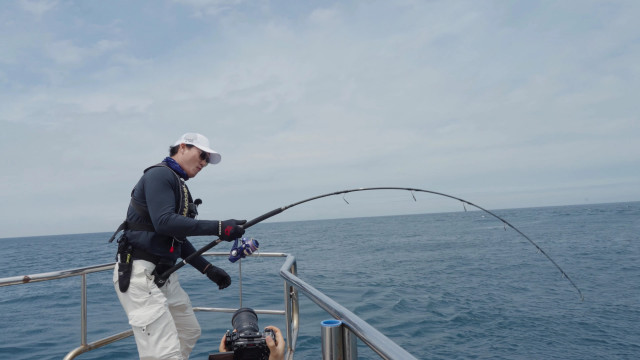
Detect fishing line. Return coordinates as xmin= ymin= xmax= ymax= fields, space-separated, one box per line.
xmin=161 ymin=187 xmax=584 ymax=301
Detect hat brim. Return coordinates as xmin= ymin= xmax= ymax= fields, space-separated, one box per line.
xmin=192 ymin=144 xmax=221 ymax=164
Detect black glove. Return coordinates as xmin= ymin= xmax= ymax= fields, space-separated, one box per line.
xmin=219 ymin=219 xmax=246 ymax=241
xmin=206 ymin=265 xmax=231 ymax=289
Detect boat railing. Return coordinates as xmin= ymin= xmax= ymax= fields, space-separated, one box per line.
xmin=0 ymin=252 xmax=417 ymax=360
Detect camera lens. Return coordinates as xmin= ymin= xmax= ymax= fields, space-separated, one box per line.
xmin=231 ymin=308 xmax=260 ymax=335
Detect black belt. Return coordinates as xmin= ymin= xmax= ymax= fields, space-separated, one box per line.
xmin=131 ymin=248 xmax=173 ymax=266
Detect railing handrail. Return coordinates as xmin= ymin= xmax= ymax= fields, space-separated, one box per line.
xmin=0 ymin=252 xmax=418 ymax=359
xmin=0 ymin=262 xmax=115 ymax=287
xmin=0 ymin=252 xmax=297 ymax=360
xmin=279 ymin=255 xmax=419 ymax=360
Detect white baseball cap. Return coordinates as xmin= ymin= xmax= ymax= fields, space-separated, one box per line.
xmin=173 ymin=133 xmax=221 ymax=164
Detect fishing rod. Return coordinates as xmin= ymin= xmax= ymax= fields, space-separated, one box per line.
xmin=160 ymin=187 xmax=584 ymax=301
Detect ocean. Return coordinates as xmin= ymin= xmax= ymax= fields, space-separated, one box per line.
xmin=1 ymin=201 xmax=639 ymax=359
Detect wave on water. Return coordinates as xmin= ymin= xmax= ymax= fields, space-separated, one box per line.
xmin=1 ymin=202 xmax=639 ymax=359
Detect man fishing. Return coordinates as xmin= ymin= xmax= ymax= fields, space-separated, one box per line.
xmin=109 ymin=132 xmax=246 ymax=360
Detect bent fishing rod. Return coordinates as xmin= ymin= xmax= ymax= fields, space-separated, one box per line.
xmin=160 ymin=187 xmax=584 ymax=301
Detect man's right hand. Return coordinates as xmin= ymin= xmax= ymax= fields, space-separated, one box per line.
xmin=219 ymin=219 xmax=246 ymax=241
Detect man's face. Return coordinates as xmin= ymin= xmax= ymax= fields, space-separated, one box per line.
xmin=180 ymin=144 xmax=209 ymax=178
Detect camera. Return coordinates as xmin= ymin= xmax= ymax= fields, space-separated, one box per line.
xmin=209 ymin=307 xmax=274 ymax=360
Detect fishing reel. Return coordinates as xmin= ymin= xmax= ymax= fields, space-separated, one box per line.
xmin=229 ymin=237 xmax=259 ymax=263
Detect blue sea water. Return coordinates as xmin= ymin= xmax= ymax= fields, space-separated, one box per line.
xmin=1 ymin=201 xmax=639 ymax=359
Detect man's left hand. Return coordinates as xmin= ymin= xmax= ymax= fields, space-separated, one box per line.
xmin=206 ymin=265 xmax=231 ymax=289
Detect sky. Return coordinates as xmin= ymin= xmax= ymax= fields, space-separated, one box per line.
xmin=1 ymin=0 xmax=639 ymax=238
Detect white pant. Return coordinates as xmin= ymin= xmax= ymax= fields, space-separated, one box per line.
xmin=114 ymin=260 xmax=201 ymax=360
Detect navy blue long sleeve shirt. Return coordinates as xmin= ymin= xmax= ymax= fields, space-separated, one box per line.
xmin=125 ymin=165 xmax=218 ymax=272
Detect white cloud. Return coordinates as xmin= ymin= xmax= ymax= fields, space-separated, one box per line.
xmin=19 ymin=0 xmax=58 ymax=18
xmin=1 ymin=0 xmax=639 ymax=237
xmin=171 ymin=0 xmax=245 ymax=17
xmin=45 ymin=40 xmax=86 ymax=64
xmin=308 ymin=6 xmax=342 ymax=25
xmin=45 ymin=39 xmax=123 ymax=65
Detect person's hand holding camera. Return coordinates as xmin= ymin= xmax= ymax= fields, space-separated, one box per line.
xmin=265 ymin=325 xmax=285 ymax=360
xmin=217 ymin=325 xmax=285 ymax=360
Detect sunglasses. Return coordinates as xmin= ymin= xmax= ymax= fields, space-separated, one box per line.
xmin=198 ymin=149 xmax=210 ymax=163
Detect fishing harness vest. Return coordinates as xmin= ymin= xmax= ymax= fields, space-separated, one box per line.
xmin=108 ymin=163 xmax=196 ymax=244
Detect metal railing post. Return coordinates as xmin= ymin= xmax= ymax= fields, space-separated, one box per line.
xmin=321 ymin=319 xmax=358 ymax=360
xmin=343 ymin=326 xmax=358 ymax=360
xmin=238 ymin=259 xmax=243 ymax=308
xmin=321 ymin=319 xmax=344 ymax=359
xmin=81 ymin=273 xmax=87 ymax=346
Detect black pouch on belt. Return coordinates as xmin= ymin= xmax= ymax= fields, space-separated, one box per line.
xmin=116 ymin=237 xmax=133 ymax=292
